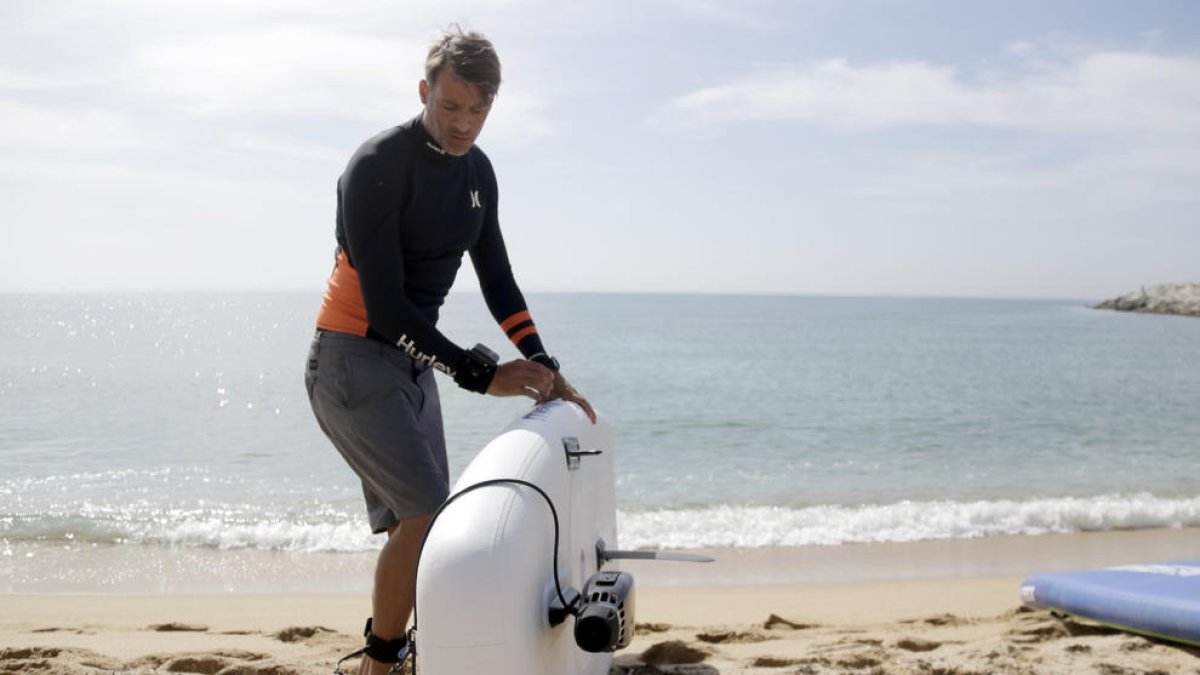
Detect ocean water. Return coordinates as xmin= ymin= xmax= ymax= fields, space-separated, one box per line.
xmin=2 ymin=292 xmax=1198 ymax=591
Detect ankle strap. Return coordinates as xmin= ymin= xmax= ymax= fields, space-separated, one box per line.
xmin=362 ymin=618 xmax=409 ymax=664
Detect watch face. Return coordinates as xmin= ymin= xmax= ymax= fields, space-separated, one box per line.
xmin=473 ymin=344 xmax=499 ymax=364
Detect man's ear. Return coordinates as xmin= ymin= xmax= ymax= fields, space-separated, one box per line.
xmin=419 ymin=79 xmax=429 ymax=105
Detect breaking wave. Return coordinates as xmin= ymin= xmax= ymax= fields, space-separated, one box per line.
xmin=4 ymin=493 xmax=1198 ymax=554
xmin=616 ymin=493 xmax=1200 ymax=549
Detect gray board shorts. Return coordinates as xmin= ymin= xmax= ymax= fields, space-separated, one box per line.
xmin=305 ymin=330 xmax=449 ymax=533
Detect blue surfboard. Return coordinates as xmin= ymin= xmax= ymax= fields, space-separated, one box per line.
xmin=1020 ymin=561 xmax=1200 ymax=647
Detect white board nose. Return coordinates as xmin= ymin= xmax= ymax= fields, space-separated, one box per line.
xmin=414 ymin=402 xmax=619 ymax=675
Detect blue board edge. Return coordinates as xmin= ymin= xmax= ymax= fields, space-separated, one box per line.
xmin=1020 ymin=560 xmax=1200 ymax=648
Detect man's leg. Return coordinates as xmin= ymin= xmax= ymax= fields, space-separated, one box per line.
xmin=359 ymin=512 xmax=434 ymax=675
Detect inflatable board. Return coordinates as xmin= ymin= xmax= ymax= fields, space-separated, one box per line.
xmin=1021 ymin=561 xmax=1200 ymax=647
xmin=413 ymin=400 xmax=624 ymax=675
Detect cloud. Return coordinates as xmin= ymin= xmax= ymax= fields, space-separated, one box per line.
xmin=126 ymin=26 xmax=421 ymax=122
xmin=0 ymin=2 xmax=558 ymax=236
xmin=221 ymin=132 xmax=347 ymax=164
xmin=125 ymin=22 xmax=555 ymax=145
xmin=659 ymin=49 xmax=1200 ymax=134
xmin=2 ymin=2 xmax=559 ymax=140
xmin=0 ymin=66 xmax=94 ymax=90
xmin=652 ymin=0 xmax=779 ymax=31
xmin=482 ymin=90 xmax=556 ymax=147
xmin=844 ymin=139 xmax=1200 ymax=205
xmin=1004 ymin=41 xmax=1036 ymax=57
xmin=0 ymin=100 xmax=148 ymax=155
xmin=649 ymin=41 xmax=1200 ymax=218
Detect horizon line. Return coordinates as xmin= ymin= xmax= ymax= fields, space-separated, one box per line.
xmin=0 ymin=287 xmax=1103 ymax=303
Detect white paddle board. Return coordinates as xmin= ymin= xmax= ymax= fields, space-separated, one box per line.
xmin=413 ymin=400 xmax=618 ymax=675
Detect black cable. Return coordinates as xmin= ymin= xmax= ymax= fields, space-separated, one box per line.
xmin=405 ymin=478 xmax=574 ymax=671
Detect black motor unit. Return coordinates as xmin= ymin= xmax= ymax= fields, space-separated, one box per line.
xmin=573 ymin=570 xmax=636 ymax=653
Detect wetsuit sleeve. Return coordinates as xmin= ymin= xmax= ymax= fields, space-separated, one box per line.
xmin=339 ymin=151 xmax=471 ymax=377
xmin=469 ymin=160 xmax=550 ymax=360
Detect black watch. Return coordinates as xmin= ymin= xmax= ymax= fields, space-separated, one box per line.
xmin=455 ymin=343 xmax=499 ymax=393
xmin=530 ymin=353 xmax=560 ymax=372
xmin=469 ymin=343 xmax=499 ymax=366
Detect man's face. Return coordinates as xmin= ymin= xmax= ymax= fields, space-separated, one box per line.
xmin=420 ymin=67 xmax=492 ymax=156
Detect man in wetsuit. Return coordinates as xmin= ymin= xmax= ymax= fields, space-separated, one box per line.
xmin=304 ymin=27 xmax=595 ymax=675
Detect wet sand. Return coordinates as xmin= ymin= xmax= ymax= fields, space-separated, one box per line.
xmin=2 ymin=528 xmax=1198 ymax=674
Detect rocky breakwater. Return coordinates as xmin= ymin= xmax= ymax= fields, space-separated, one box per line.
xmin=1095 ymin=282 xmax=1200 ymax=318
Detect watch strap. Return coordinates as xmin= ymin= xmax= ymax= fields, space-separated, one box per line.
xmin=529 ymin=352 xmax=560 ymax=372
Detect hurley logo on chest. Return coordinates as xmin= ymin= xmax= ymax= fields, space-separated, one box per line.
xmin=469 ymin=189 xmax=482 ymax=209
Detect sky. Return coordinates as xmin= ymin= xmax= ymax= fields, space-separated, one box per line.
xmin=2 ymin=0 xmax=1198 ymax=299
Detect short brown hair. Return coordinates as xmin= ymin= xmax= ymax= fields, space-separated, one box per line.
xmin=425 ymin=25 xmax=502 ymax=102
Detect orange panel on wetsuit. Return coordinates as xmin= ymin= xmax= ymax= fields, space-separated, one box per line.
xmin=316 ymin=250 xmax=370 ymax=337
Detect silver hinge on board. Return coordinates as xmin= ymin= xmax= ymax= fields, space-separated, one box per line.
xmin=563 ymin=437 xmax=602 ymax=470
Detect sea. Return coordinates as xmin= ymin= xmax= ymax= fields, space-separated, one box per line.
xmin=2 ymin=292 xmax=1198 ymax=592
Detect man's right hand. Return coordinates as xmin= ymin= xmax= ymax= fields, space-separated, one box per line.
xmin=486 ymin=360 xmax=554 ymax=400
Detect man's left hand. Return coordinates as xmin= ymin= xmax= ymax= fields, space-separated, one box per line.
xmin=539 ymin=371 xmax=597 ymax=424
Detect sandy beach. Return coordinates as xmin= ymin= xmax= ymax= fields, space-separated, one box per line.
xmin=3 ymin=529 xmax=1199 ymax=674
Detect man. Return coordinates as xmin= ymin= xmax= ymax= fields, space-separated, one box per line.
xmin=304 ymin=26 xmax=594 ymax=675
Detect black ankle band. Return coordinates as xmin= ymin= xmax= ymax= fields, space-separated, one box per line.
xmin=362 ymin=618 xmax=409 ymax=664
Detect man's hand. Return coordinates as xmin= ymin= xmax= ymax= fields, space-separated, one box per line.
xmin=539 ymin=371 xmax=597 ymax=424
xmin=486 ymin=361 xmax=597 ymax=424
xmin=487 ymin=360 xmax=555 ymax=400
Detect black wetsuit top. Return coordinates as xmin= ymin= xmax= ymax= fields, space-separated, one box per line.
xmin=317 ymin=114 xmax=547 ymax=384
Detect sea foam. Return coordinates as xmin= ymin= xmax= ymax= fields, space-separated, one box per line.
xmin=616 ymin=493 xmax=1200 ymax=549
xmin=6 ymin=493 xmax=1197 ymax=553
